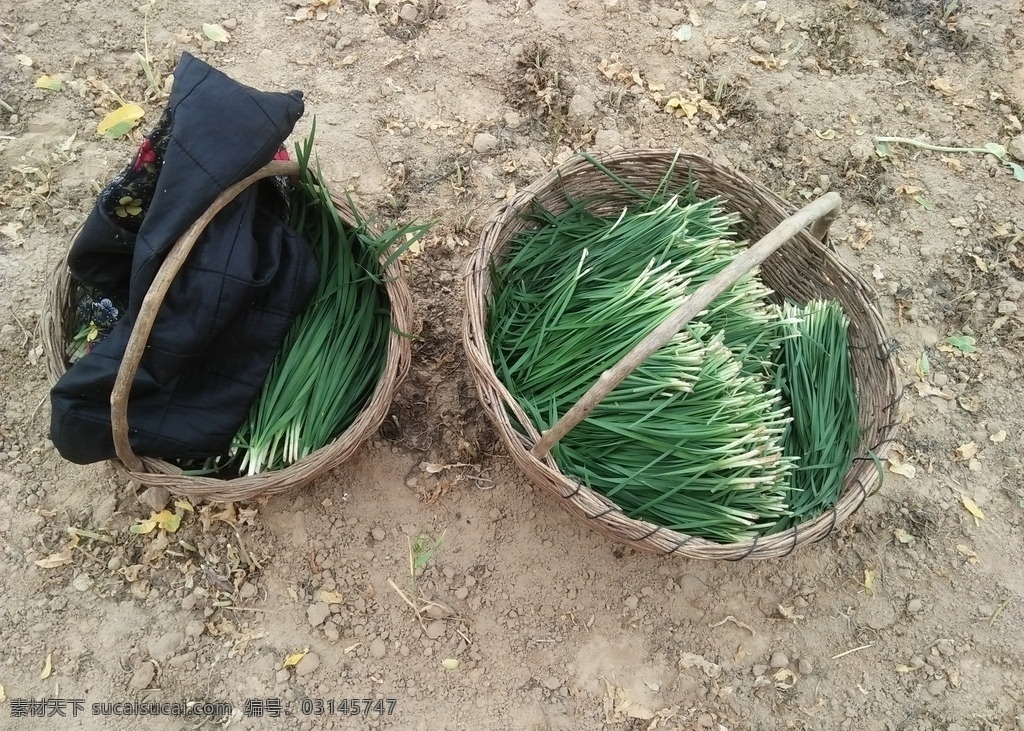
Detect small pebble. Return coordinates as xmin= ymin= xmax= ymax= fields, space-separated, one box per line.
xmin=927 ymin=679 xmax=947 ymax=696
xmin=295 ymin=652 xmax=320 ymax=677
xmin=770 ymin=651 xmax=789 ymax=669
xmin=789 ymin=120 xmax=807 ymax=137
xmin=184 ymin=620 xmax=205 ymax=638
xmin=624 ymin=595 xmax=639 ymax=610
xmin=324 ymin=624 xmax=340 ymax=642
xmin=473 ymin=132 xmax=499 ymax=154
xmin=749 ymin=35 xmax=771 ymax=53
xmin=371 ymin=527 xmax=386 ymax=542
xmin=275 ymin=668 xmax=291 ymax=684
xmin=454 ymin=587 xmax=469 ymax=600
xmin=370 ymin=638 xmax=387 ymax=658
xmin=542 ymin=675 xmax=561 ymax=690
xmin=221 ymin=18 xmax=237 ymax=30
xmin=698 ymin=714 xmax=715 ymax=729
xmin=129 ymin=662 xmax=155 ymax=691
xmin=997 ymin=300 xmax=1018 ymax=315
xmin=798 ymin=658 xmax=813 ymax=675
xmin=907 ymin=598 xmax=924 ymax=614
xmin=23 ymin=22 xmax=41 ymax=37
xmin=425 ymin=620 xmax=445 ymax=640
xmin=752 ymin=664 xmax=768 ymax=677
xmin=398 ymin=3 xmax=419 ymax=21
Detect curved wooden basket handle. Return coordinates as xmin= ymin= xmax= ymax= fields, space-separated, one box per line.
xmin=111 ymin=159 xmax=301 ymax=471
xmin=530 ymin=191 xmax=843 ymax=460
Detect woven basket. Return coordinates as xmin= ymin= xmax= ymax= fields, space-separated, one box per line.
xmin=464 ymin=149 xmax=900 ymax=559
xmin=41 ymin=160 xmax=413 ymax=502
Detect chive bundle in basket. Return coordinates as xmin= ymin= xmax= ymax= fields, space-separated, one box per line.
xmin=229 ymin=132 xmax=424 ymax=476
xmin=487 ymin=163 xmax=859 ymax=543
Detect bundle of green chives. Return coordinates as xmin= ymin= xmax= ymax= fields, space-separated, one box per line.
xmin=487 ymin=163 xmax=859 ymax=542
xmin=489 ymin=190 xmax=798 ymax=543
xmin=768 ymin=300 xmax=860 ymax=532
xmin=229 ymin=130 xmax=426 ymax=476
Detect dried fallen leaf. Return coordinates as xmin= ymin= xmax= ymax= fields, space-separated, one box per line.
xmin=40 ymin=653 xmax=52 ymax=680
xmin=174 ymin=499 xmax=194 ymax=512
xmin=129 ymin=518 xmax=158 ymax=535
xmin=317 ymin=590 xmax=344 ymax=604
xmin=441 ymin=658 xmax=460 ymax=670
xmin=35 ymin=74 xmax=62 ymax=91
xmin=940 ymin=155 xmax=967 ymax=172
xmin=202 ymin=23 xmax=231 ymax=43
xmin=814 ymin=128 xmax=837 ymax=140
xmin=989 ymin=430 xmax=1007 ymax=443
xmin=777 ymin=604 xmax=805 ymax=621
xmin=0 ymin=683 xmax=5 ymax=702
xmin=283 ymin=651 xmax=307 ymax=668
xmin=929 ymin=77 xmax=958 ymax=96
xmin=17 ymin=54 xmax=33 ymax=67
xmin=97 ymin=104 xmax=145 ymax=139
xmin=888 ymin=461 xmax=917 ymax=479
xmin=34 ymin=531 xmax=80 ymax=568
xmin=773 ymin=667 xmax=798 ymax=686
xmin=955 ymin=544 xmax=979 ymax=563
xmin=893 ymin=528 xmax=916 ymax=545
xmin=895 ymin=664 xmax=919 ymax=673
xmin=961 ymin=495 xmax=984 ymax=523
xmin=863 ymin=569 xmax=876 ymax=595
xmin=954 ymin=441 xmax=978 ymax=460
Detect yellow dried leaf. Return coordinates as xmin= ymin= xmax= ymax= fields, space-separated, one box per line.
xmin=895 ymin=664 xmax=919 ymax=673
xmin=940 ymin=156 xmax=967 ymax=172
xmin=129 ymin=518 xmax=158 ymax=535
xmin=97 ymin=104 xmax=145 ymax=139
xmin=863 ymin=569 xmax=876 ymax=595
xmin=989 ymin=430 xmax=1007 ymax=443
xmin=317 ymin=590 xmax=344 ymax=604
xmin=283 ymin=651 xmax=307 ymax=667
xmin=40 ymin=653 xmax=52 ymax=680
xmin=888 ymin=461 xmax=916 ymax=479
xmin=153 ymin=510 xmax=181 ymax=533
xmin=814 ymin=128 xmax=837 ymax=140
xmin=961 ymin=495 xmax=984 ymax=523
xmin=0 ymin=683 xmax=5 ymax=702
xmin=954 ymin=441 xmax=978 ymax=460
xmin=666 ymin=97 xmax=699 ymax=118
xmin=35 ymin=75 xmax=62 ymax=91
xmin=17 ymin=54 xmax=33 ymax=66
xmin=174 ymin=499 xmax=195 ymax=512
xmin=929 ymin=77 xmax=957 ymax=96
xmin=955 ymin=544 xmax=979 ymax=563
xmin=441 ymin=658 xmax=460 ymax=670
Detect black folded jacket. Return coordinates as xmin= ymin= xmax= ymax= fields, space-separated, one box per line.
xmin=50 ymin=53 xmax=319 ymax=465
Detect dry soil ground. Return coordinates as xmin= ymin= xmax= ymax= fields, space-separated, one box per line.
xmin=1 ymin=1 xmax=1023 ymax=730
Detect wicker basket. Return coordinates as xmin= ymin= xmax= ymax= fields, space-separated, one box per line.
xmin=41 ymin=160 xmax=413 ymax=502
xmin=464 ymin=149 xmax=900 ymax=559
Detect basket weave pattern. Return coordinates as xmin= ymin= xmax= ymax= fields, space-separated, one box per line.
xmin=464 ymin=149 xmax=900 ymax=559
xmin=42 ymin=173 xmax=412 ymax=502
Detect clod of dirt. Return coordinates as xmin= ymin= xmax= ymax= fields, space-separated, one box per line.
xmin=148 ymin=631 xmax=184 ymax=662
xmin=184 ymin=620 xmax=205 ymax=638
xmin=425 ymin=620 xmax=445 ymax=639
xmin=473 ymin=133 xmax=499 ymax=155
xmin=370 ymin=637 xmax=387 ymax=658
xmin=295 ymin=652 xmax=319 ymax=677
xmin=307 ymin=603 xmax=330 ymax=626
xmin=128 ymin=661 xmax=155 ymax=691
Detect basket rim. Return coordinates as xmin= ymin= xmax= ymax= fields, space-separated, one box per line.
xmin=41 ymin=181 xmax=413 ymax=502
xmin=462 ymin=147 xmax=902 ymax=559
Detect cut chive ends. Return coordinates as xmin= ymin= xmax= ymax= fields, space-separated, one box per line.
xmin=465 ymin=149 xmax=897 ymax=557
